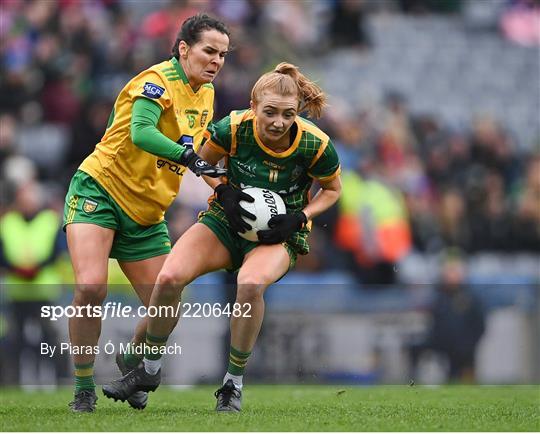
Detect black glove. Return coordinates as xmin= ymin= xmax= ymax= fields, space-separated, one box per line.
xmin=179 ymin=148 xmax=227 ymax=178
xmin=257 ymin=212 xmax=308 ymax=244
xmin=215 ymin=184 xmax=256 ymax=233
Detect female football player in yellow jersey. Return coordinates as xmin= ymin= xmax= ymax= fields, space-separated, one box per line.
xmin=103 ymin=63 xmax=342 ymax=412
xmin=63 ymin=14 xmax=229 ymax=412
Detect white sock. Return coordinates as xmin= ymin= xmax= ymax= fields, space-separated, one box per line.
xmin=143 ymin=357 xmax=161 ymax=375
xmin=223 ymin=372 xmax=243 ymax=390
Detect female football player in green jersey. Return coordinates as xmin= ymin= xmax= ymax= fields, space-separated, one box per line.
xmin=63 ymin=14 xmax=229 ymax=412
xmin=103 ymin=63 xmax=342 ymax=412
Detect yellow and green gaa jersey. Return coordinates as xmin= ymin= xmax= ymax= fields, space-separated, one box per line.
xmin=80 ymin=57 xmax=214 ymax=225
xmin=206 ymin=110 xmax=341 ymax=212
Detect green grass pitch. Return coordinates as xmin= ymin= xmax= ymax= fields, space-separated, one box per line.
xmin=1 ymin=385 xmax=538 ymax=431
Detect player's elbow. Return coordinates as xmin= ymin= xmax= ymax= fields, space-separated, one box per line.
xmin=130 ymin=122 xmax=145 ymax=147
xmin=325 ymin=178 xmax=342 ymax=203
xmin=332 ymin=176 xmax=342 ymax=196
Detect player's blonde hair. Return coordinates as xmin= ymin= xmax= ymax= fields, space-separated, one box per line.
xmin=251 ymin=62 xmax=327 ymax=119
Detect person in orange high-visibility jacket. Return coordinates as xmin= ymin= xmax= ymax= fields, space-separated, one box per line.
xmin=335 ymin=170 xmax=411 ymax=283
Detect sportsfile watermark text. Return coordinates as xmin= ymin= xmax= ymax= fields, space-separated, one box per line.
xmin=40 ymin=302 xmax=252 ymax=321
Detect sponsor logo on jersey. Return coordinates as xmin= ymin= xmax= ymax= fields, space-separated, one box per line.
xmin=235 ymin=161 xmax=257 ymax=178
xmin=263 ymin=160 xmax=285 ymax=170
xmin=82 ymin=199 xmax=98 ymax=213
xmin=200 ymin=110 xmax=209 ymax=127
xmin=142 ymin=82 xmax=165 ymax=99
xmin=157 ymin=159 xmax=186 ymax=176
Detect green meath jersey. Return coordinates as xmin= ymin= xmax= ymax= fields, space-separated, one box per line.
xmin=205 ymin=109 xmax=341 ymax=213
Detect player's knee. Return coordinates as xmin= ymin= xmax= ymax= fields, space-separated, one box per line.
xmin=155 ymin=270 xmax=188 ymax=299
xmin=236 ymin=275 xmax=267 ymax=303
xmin=73 ymin=283 xmax=107 ymax=305
xmin=236 ymin=284 xmax=264 ymax=304
xmin=237 ymin=271 xmax=273 ymax=287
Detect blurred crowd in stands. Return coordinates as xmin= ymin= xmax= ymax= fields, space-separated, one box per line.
xmin=1 ymin=0 xmax=539 ymax=284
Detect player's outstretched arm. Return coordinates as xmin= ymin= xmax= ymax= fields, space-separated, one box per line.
xmin=130 ymin=98 xmax=225 ymax=177
xmin=178 ymin=148 xmax=227 ymax=178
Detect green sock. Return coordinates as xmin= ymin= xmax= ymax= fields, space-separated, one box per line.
xmin=145 ymin=332 xmax=169 ymax=361
xmin=123 ymin=342 xmax=143 ymax=369
xmin=74 ymin=362 xmax=95 ymax=393
xmin=227 ymin=346 xmax=251 ymax=376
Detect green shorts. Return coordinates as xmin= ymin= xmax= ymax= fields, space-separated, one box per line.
xmin=63 ymin=170 xmax=171 ymax=262
xmin=198 ymin=201 xmax=307 ymax=272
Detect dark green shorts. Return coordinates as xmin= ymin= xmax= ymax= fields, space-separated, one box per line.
xmin=63 ymin=170 xmax=171 ymax=262
xmin=198 ymin=201 xmax=303 ymax=272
